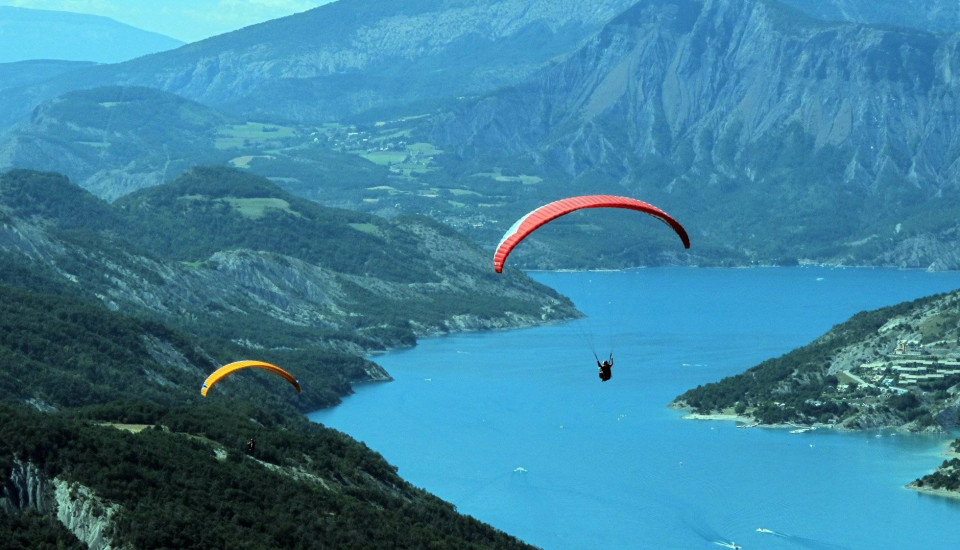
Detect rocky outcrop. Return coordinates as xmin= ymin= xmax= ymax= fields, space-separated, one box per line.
xmin=1 ymin=459 xmax=54 ymax=515
xmin=1 ymin=458 xmax=128 ymax=550
xmin=53 ymin=479 xmax=126 ymax=550
xmin=875 ymin=232 xmax=960 ymax=271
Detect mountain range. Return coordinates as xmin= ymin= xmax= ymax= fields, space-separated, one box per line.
xmin=2 ymin=0 xmax=960 ymax=269
xmin=424 ymin=0 xmax=960 ymax=268
xmin=0 ymin=0 xmax=637 ymax=127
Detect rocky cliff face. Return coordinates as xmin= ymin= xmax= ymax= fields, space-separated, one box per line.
xmin=435 ymin=0 xmax=960 ymax=184
xmin=1 ymin=459 xmax=53 ymax=516
xmin=427 ymin=0 xmax=960 ymax=268
xmin=53 ymin=479 xmax=126 ymax=550
xmin=2 ymin=459 xmax=127 ymax=550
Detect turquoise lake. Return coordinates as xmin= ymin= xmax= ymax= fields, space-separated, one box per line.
xmin=309 ymin=268 xmax=960 ymax=549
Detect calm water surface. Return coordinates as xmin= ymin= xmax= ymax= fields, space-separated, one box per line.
xmin=310 ymin=268 xmax=960 ymax=550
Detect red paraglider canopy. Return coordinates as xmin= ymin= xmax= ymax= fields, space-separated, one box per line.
xmin=493 ymin=195 xmax=689 ymax=273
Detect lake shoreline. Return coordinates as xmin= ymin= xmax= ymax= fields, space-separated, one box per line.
xmin=906 ymin=484 xmax=960 ymax=500
xmin=675 ymin=405 xmax=960 ymax=503
xmin=315 ymin=268 xmax=960 ymax=549
xmin=672 ymin=405 xmax=927 ymax=434
xmin=905 ymin=446 xmax=960 ymax=500
xmin=677 ymin=409 xmax=840 ymax=431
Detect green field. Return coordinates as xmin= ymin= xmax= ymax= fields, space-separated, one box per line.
xmin=228 ymin=155 xmax=260 ymax=167
xmin=348 ymin=223 xmax=382 ymax=236
xmin=407 ymin=142 xmax=442 ymax=155
xmin=222 ymin=197 xmax=300 ymax=219
xmin=474 ymin=171 xmax=542 ymax=184
xmin=360 ymin=151 xmax=408 ymax=165
xmin=216 ymin=122 xmax=298 ymax=149
xmin=574 ymin=223 xmax=604 ymax=232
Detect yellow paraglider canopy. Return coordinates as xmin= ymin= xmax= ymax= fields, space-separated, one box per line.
xmin=200 ymin=360 xmax=301 ymax=397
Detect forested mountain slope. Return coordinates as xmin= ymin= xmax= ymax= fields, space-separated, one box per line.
xmin=0 ymin=87 xmax=234 ymax=200
xmin=0 ymin=285 xmax=536 ymax=548
xmin=0 ymin=168 xmax=577 ymax=401
xmin=0 ymin=165 xmax=573 ymax=547
xmin=672 ymin=289 xmax=960 ymax=432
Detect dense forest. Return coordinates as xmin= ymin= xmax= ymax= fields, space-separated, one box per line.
xmin=0 ymin=281 xmax=363 ymax=410
xmin=0 ymin=278 xmax=538 ymax=547
xmin=0 ymin=402 xmax=536 ymax=549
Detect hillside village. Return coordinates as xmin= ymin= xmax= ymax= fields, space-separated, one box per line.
xmin=840 ymin=339 xmax=960 ymax=396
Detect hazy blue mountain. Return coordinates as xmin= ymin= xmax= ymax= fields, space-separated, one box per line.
xmin=777 ymin=0 xmax=960 ymax=33
xmin=0 ymin=6 xmax=183 ymax=63
xmin=0 ymin=59 xmax=94 ymax=92
xmin=6 ymin=0 xmax=960 ymax=269
xmin=0 ymin=85 xmax=405 ymax=206
xmin=0 ymin=86 xmax=236 ymax=199
xmin=424 ymin=0 xmax=960 ymax=269
xmin=0 ymin=0 xmax=637 ymax=127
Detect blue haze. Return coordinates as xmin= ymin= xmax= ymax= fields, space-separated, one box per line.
xmin=310 ymin=268 xmax=960 ymax=549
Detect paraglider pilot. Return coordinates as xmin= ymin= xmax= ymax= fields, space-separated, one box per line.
xmin=246 ymin=437 xmax=256 ymax=454
xmin=597 ymin=353 xmax=613 ymax=382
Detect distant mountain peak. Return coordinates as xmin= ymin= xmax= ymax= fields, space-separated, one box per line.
xmin=0 ymin=6 xmax=183 ymax=63
xmin=0 ymin=0 xmax=639 ymax=124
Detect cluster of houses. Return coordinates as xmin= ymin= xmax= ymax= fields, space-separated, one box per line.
xmin=842 ymin=340 xmax=960 ymax=394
